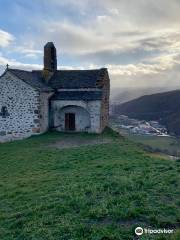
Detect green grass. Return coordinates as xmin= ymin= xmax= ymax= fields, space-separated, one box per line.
xmin=0 ymin=128 xmax=179 ymax=240
xmin=118 ymin=128 xmax=180 ymax=157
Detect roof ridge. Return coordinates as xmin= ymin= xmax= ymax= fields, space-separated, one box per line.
xmin=8 ymin=68 xmax=32 ymax=73
xmin=55 ymin=68 xmax=107 ymax=72
xmin=5 ymin=67 xmax=108 ymax=91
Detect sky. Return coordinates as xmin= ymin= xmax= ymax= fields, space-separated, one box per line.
xmin=1 ymin=0 xmax=180 ymax=95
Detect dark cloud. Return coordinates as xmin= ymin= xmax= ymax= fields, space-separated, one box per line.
xmin=76 ymin=47 xmax=158 ymax=65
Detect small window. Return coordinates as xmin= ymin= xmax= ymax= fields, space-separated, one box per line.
xmin=0 ymin=106 xmax=9 ymax=118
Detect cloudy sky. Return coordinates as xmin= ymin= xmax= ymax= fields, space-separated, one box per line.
xmin=1 ymin=0 xmax=180 ymax=95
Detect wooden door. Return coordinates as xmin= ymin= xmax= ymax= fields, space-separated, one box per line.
xmin=65 ymin=113 xmax=75 ymax=131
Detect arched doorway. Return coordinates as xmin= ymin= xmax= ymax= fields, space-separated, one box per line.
xmin=54 ymin=105 xmax=91 ymax=132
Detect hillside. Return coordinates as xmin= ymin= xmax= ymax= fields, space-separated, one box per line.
xmin=113 ymin=89 xmax=180 ymax=136
xmin=0 ymin=130 xmax=179 ymax=240
xmin=111 ymin=86 xmax=171 ymax=104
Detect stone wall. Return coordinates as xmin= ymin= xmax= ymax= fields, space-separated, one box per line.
xmin=0 ymin=71 xmax=41 ymax=142
xmin=0 ymin=68 xmax=110 ymax=142
xmin=88 ymin=101 xmax=102 ymax=133
xmin=100 ymin=71 xmax=110 ymax=131
xmin=51 ymin=100 xmax=101 ymax=133
xmin=39 ymin=92 xmax=53 ymax=133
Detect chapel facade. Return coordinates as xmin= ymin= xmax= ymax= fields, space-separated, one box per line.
xmin=0 ymin=42 xmax=110 ymax=142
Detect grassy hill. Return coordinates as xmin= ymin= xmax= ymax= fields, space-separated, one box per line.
xmin=0 ymin=129 xmax=179 ymax=240
xmin=113 ymin=89 xmax=180 ymax=136
xmin=117 ymin=128 xmax=180 ymax=157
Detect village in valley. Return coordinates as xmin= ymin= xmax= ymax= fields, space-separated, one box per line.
xmin=111 ymin=114 xmax=169 ymax=137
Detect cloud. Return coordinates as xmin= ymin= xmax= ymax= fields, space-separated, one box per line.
xmin=108 ymin=53 xmax=178 ymax=76
xmin=0 ymin=29 xmax=15 ymax=47
xmin=0 ymin=54 xmax=42 ymax=71
xmin=11 ymin=46 xmax=43 ymax=59
xmin=9 ymin=1 xmax=180 ymax=63
xmin=0 ymin=53 xmax=84 ymax=73
xmin=13 ymin=47 xmax=42 ymax=55
xmin=2 ymin=0 xmax=180 ymax=95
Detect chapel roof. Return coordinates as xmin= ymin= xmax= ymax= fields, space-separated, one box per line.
xmin=5 ymin=68 xmax=108 ymax=92
xmin=48 ymin=68 xmax=107 ymax=89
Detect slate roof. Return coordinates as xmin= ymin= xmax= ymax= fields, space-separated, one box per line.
xmin=48 ymin=69 xmax=107 ymax=89
xmin=51 ymin=91 xmax=103 ymax=101
xmin=3 ymin=67 xmax=107 ymax=100
xmin=8 ymin=69 xmax=52 ymax=92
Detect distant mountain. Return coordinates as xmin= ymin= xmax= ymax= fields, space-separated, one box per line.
xmin=111 ymin=87 xmax=179 ymax=104
xmin=113 ymin=89 xmax=180 ymax=136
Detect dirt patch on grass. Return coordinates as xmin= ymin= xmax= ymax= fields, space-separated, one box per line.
xmin=48 ymin=137 xmax=112 ymax=149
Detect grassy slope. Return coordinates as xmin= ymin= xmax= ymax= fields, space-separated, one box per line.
xmin=117 ymin=128 xmax=180 ymax=157
xmin=0 ymin=129 xmax=179 ymax=240
xmin=118 ymin=129 xmax=180 ymax=157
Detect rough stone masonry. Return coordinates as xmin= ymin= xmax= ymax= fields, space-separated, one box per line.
xmin=0 ymin=42 xmax=110 ymax=142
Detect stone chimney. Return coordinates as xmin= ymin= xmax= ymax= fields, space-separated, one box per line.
xmin=43 ymin=42 xmax=57 ymax=82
